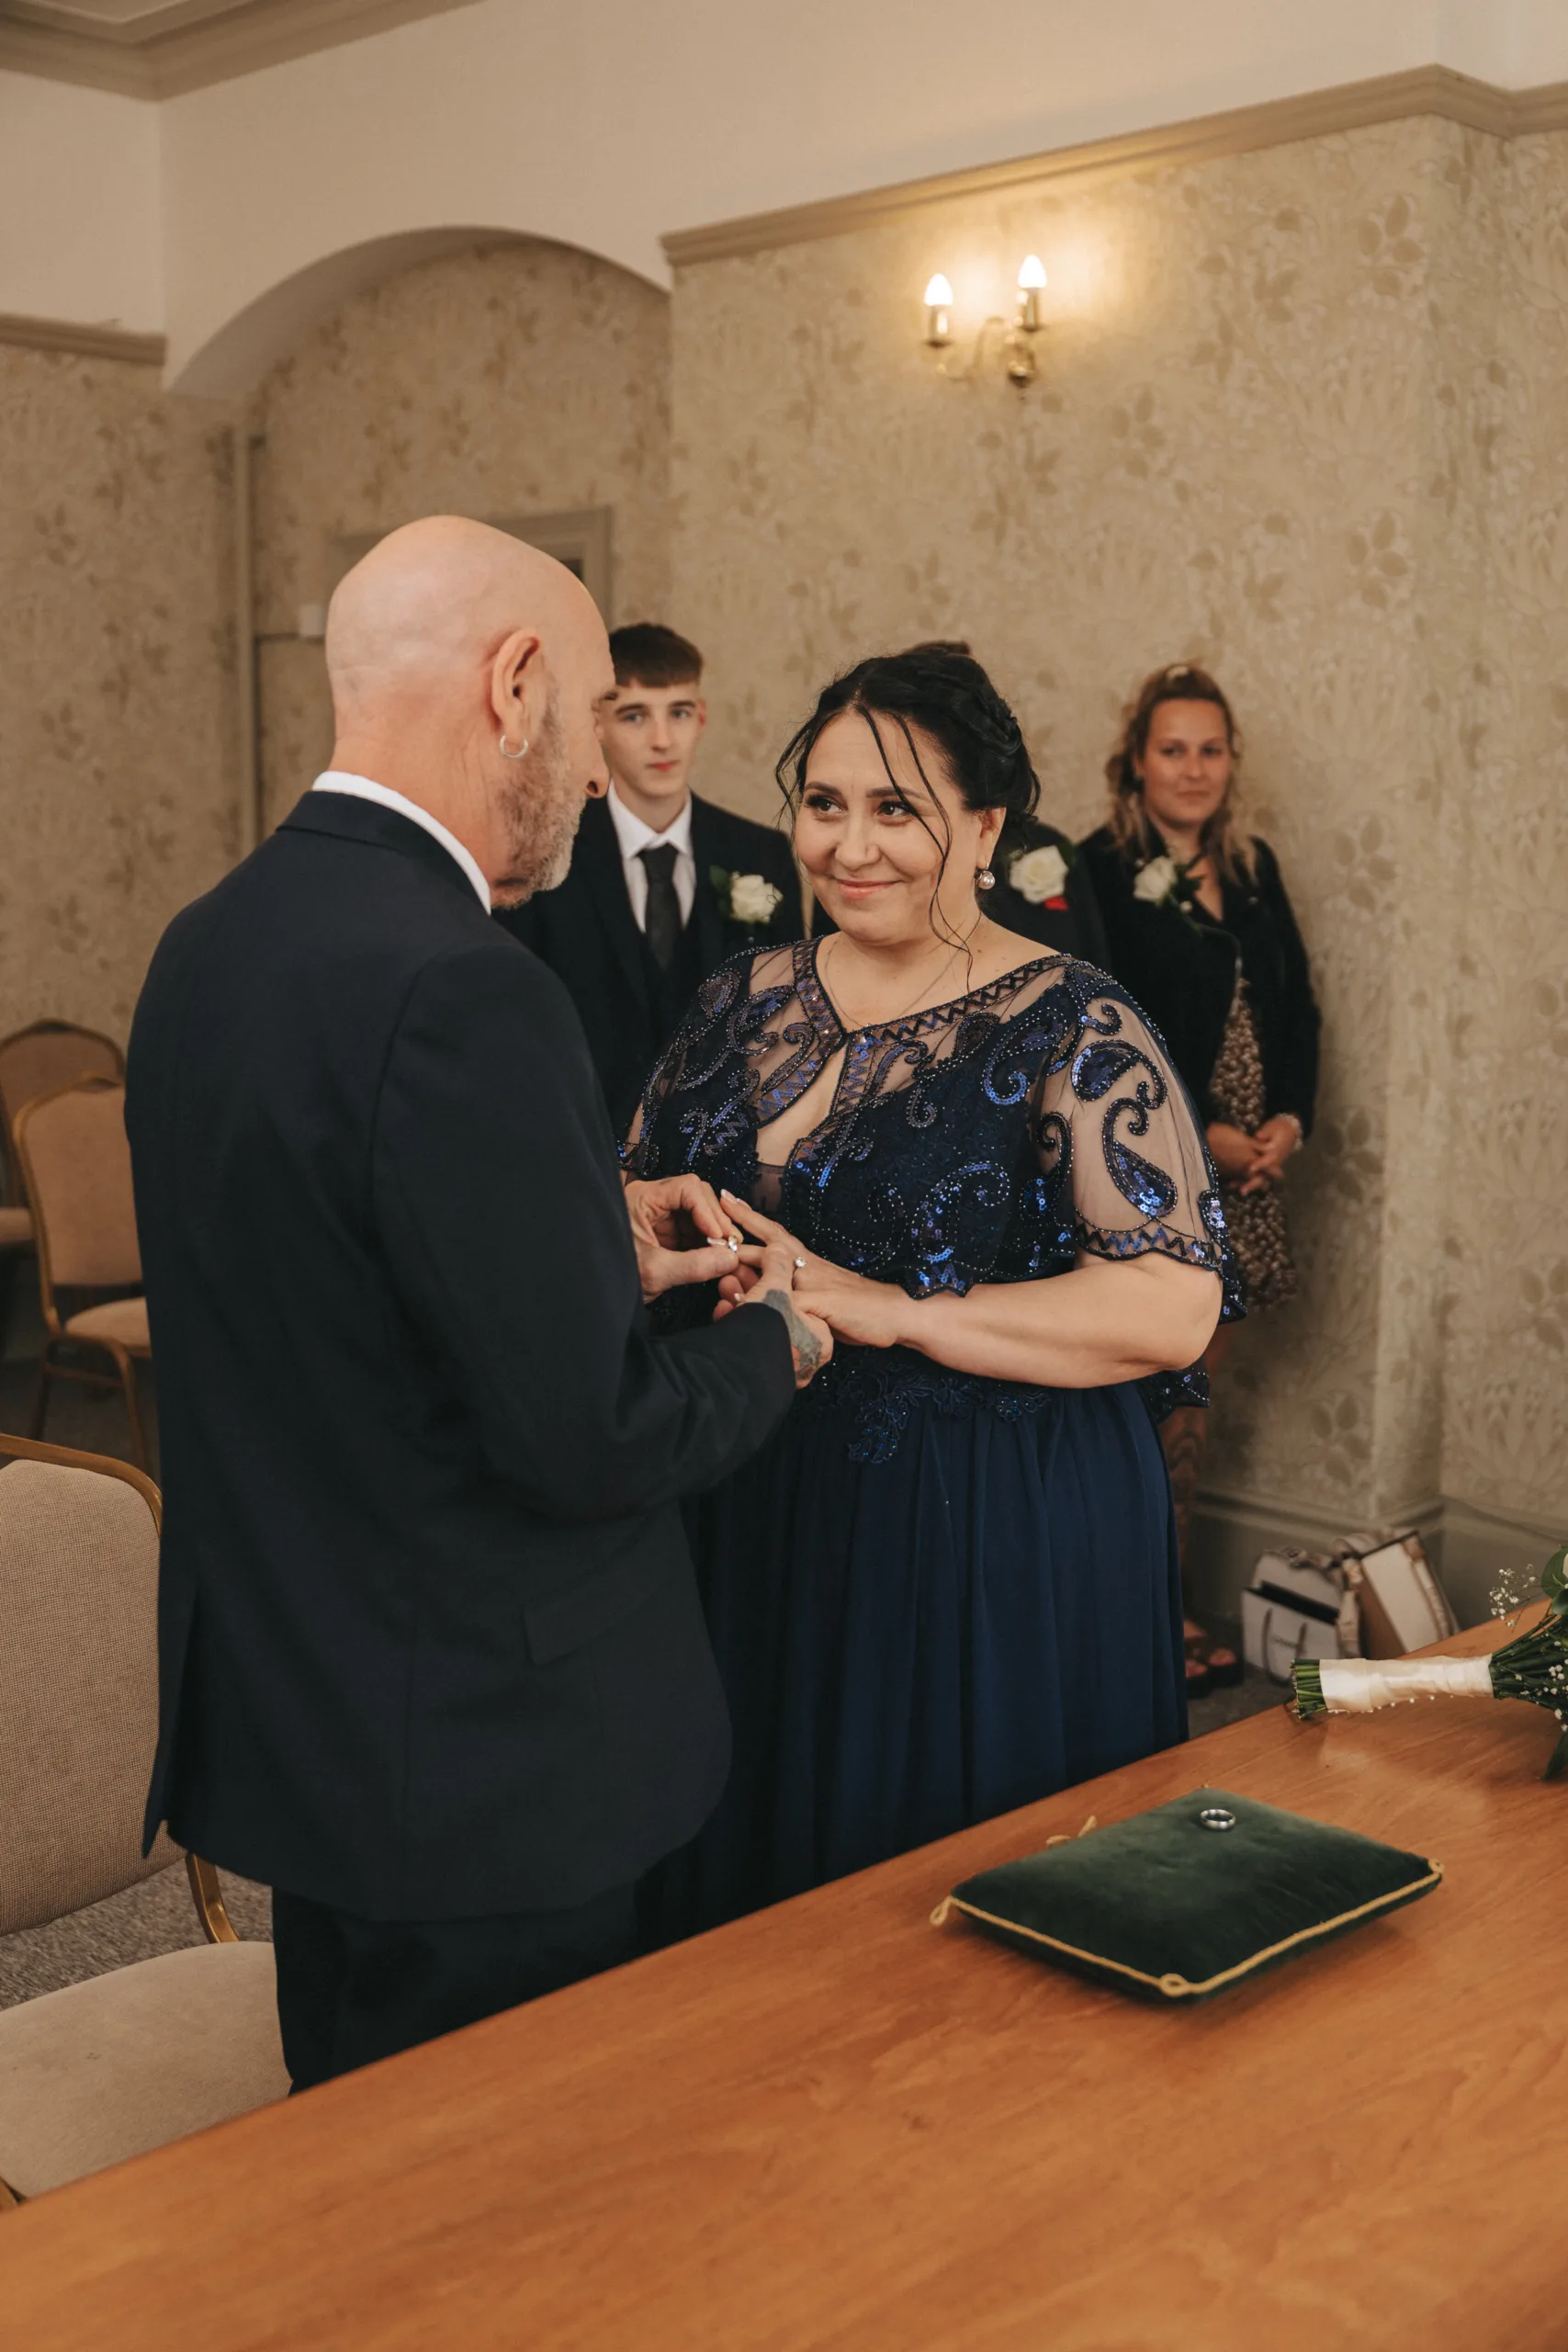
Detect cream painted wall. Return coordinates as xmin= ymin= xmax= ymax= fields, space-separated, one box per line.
xmin=155 ymin=0 xmax=1568 ymax=386
xmin=0 ymin=74 xmax=162 ymax=331
xmin=9 ymin=1 xmax=1568 ymax=377
xmin=665 ymin=115 xmax=1568 ymax=1558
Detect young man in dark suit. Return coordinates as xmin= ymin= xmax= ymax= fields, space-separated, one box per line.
xmin=497 ymin=625 xmax=801 ymax=1136
xmin=127 ymin=521 xmax=828 ymax=2089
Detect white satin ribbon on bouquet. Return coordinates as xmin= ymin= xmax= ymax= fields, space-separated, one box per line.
xmin=1315 ymin=1657 xmax=1495 ymax=1713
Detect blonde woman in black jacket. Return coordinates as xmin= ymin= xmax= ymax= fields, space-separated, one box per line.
xmin=1080 ymin=663 xmax=1320 ymax=1692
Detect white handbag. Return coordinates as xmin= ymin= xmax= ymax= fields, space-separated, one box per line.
xmin=1240 ymin=1530 xmax=1456 ymax=1684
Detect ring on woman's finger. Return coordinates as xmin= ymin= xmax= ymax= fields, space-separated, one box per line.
xmin=794 ymin=1256 xmax=807 ymax=1271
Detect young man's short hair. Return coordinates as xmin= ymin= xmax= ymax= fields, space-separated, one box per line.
xmin=608 ymin=623 xmax=704 ymax=690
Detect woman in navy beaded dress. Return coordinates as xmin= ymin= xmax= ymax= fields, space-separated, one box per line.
xmin=628 ymin=648 xmax=1239 ymax=1939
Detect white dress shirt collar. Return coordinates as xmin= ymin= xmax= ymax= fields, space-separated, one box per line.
xmin=605 ymin=784 xmax=696 ymax=931
xmin=605 ymin=784 xmax=694 ymax=864
xmin=310 ymin=772 xmax=491 ymax=910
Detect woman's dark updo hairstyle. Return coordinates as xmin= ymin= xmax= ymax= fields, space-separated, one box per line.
xmin=779 ymin=644 xmax=1041 ymax=947
xmin=778 ymin=645 xmax=1040 ymax=947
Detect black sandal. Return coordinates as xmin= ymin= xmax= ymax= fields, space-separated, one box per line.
xmin=1185 ymin=1618 xmax=1242 ymax=1694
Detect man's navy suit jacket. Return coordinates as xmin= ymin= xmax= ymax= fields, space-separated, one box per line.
xmin=125 ymin=793 xmax=795 ymax=1921
xmin=497 ymin=792 xmax=801 ymax=1137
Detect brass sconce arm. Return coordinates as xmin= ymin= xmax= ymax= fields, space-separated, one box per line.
xmin=922 ymin=256 xmax=1047 ymax=388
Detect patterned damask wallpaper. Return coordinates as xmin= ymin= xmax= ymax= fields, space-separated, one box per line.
xmin=668 ymin=116 xmax=1568 ymax=1535
xmin=4 ymin=141 xmax=1561 ymax=1543
xmin=1442 ymin=132 xmax=1568 ymax=1528
xmin=0 ymin=346 xmax=238 ymax=1042
xmin=252 ymin=239 xmax=671 ymax=831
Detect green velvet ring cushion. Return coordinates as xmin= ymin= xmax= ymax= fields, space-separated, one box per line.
xmin=939 ymin=1789 xmax=1441 ymax=2002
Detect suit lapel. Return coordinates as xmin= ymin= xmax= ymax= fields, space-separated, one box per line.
xmin=577 ymin=796 xmax=651 ymax=1011
xmin=688 ymin=798 xmax=729 ymax=973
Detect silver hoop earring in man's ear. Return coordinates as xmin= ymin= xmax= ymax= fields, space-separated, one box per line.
xmin=498 ymin=731 xmax=529 ymax=761
xmin=976 ymin=865 xmax=997 ymax=891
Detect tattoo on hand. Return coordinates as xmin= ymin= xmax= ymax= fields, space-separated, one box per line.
xmin=761 ymin=1286 xmax=823 ymax=1382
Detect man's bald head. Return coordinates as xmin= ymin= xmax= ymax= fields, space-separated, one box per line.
xmin=321 ymin=516 xmax=614 ymax=905
xmin=326 ymin=516 xmax=600 ymax=725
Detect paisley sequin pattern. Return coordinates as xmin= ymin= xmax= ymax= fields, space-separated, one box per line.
xmin=627 ymin=940 xmax=1243 ymax=1450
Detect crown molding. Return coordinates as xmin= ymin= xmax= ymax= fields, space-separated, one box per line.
xmin=0 ymin=0 xmax=480 ymax=98
xmin=1510 ymin=79 xmax=1568 ymax=135
xmin=663 ymin=65 xmax=1565 ymax=267
xmin=0 ymin=12 xmax=151 ymax=93
xmin=0 ymin=310 xmax=166 ymax=365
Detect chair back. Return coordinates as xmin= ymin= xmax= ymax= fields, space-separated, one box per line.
xmin=14 ymin=1078 xmax=141 ymax=1301
xmin=0 ymin=1435 xmax=177 ymax=1935
xmin=0 ymin=1023 xmax=123 ymax=1198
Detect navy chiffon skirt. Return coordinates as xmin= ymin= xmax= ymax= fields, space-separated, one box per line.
xmin=646 ymin=1377 xmax=1188 ymax=1942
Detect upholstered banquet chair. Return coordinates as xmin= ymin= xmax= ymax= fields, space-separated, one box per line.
xmin=0 ymin=1434 xmax=288 ymax=2207
xmin=12 ymin=1076 xmax=152 ymax=1467
xmin=0 ymin=1019 xmax=124 ymax=1149
xmin=0 ymin=1022 xmax=119 ymax=1359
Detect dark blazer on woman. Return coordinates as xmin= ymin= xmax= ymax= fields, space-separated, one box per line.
xmin=497 ymin=792 xmax=800 ymax=1136
xmin=988 ymin=818 xmax=1111 ymax=966
xmin=126 ymin=792 xmax=795 ymax=1923
xmin=1077 ymin=827 xmax=1320 ymax=1134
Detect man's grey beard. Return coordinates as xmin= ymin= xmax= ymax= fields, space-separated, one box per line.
xmin=492 ymin=693 xmax=581 ymax=904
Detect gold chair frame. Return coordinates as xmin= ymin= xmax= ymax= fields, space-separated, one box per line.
xmin=0 ymin=1432 xmax=237 ymax=2211
xmin=0 ymin=1024 xmax=126 ymax=1363
xmin=11 ymin=1078 xmax=152 ymax=1471
xmin=0 ymin=1022 xmax=125 ymax=1207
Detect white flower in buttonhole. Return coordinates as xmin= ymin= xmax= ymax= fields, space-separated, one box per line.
xmin=1008 ymin=844 xmax=1068 ymax=905
xmin=1133 ymin=854 xmax=1180 ymax=905
xmin=716 ymin=868 xmax=784 ymax=927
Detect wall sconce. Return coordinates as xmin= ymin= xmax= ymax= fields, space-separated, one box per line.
xmin=922 ymin=255 xmax=1047 ymax=388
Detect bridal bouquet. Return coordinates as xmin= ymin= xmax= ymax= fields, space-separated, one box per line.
xmin=1292 ymin=1541 xmax=1568 ymax=1774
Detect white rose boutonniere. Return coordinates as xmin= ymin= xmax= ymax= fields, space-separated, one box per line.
xmin=713 ymin=865 xmax=784 ymax=927
xmin=1008 ymin=843 xmax=1069 ymax=906
xmin=1133 ymin=854 xmax=1180 ymax=905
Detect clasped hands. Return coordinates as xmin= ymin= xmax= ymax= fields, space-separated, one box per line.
xmin=1206 ymin=1114 xmax=1301 ymax=1199
xmin=623 ymin=1175 xmax=907 ymax=1385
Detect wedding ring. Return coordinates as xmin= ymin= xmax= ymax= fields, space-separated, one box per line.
xmin=794 ymin=1256 xmax=807 ymax=1270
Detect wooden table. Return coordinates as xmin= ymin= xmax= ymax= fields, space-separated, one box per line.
xmin=4 ymin=1613 xmax=1564 ymax=2350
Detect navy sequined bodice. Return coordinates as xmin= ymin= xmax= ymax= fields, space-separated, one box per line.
xmin=627 ymin=940 xmax=1240 ymax=1458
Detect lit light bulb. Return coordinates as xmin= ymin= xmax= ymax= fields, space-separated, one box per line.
xmin=922 ymin=272 xmax=953 ymax=347
xmin=1016 ymin=254 xmax=1046 ymax=333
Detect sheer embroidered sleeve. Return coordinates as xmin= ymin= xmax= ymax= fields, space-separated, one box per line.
xmin=621 ymin=1029 xmax=684 ymax=1176
xmin=621 ymin=946 xmax=798 ymax=1179
xmin=620 ymin=987 xmax=722 ymax=1177
xmin=1032 ymin=979 xmax=1239 ymax=1303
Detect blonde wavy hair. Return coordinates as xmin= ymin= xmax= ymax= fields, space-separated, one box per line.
xmin=1103 ymin=662 xmax=1256 ymax=886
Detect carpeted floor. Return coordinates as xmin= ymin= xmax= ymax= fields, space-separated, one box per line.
xmin=0 ymin=1260 xmax=1283 ymax=2010
xmin=1188 ymin=1623 xmax=1290 ymax=1736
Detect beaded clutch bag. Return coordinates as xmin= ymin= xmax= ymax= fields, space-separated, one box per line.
xmin=934 ymin=1788 xmax=1441 ymax=2002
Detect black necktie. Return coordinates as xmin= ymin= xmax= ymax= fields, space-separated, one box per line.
xmin=639 ymin=843 xmax=682 ymax=976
